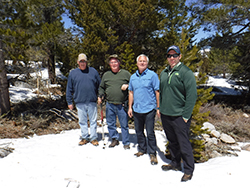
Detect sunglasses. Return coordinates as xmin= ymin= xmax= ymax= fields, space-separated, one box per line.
xmin=166 ymin=54 xmax=179 ymax=58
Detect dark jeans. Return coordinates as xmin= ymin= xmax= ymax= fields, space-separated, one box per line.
xmin=133 ymin=109 xmax=157 ymax=155
xmin=161 ymin=114 xmax=194 ymax=175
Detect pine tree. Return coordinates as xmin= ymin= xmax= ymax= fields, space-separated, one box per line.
xmin=163 ymin=29 xmax=214 ymax=162
xmin=31 ymin=0 xmax=65 ymax=84
xmin=179 ymin=30 xmax=214 ymax=162
xmin=65 ymin=0 xmax=164 ymax=73
xmin=196 ymin=0 xmax=250 ymax=100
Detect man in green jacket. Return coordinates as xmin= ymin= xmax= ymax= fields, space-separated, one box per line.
xmin=160 ymin=45 xmax=197 ymax=182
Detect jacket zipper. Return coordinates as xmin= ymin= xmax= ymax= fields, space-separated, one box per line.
xmin=167 ymin=62 xmax=181 ymax=84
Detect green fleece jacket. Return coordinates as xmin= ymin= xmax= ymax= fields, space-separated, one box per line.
xmin=160 ymin=62 xmax=197 ymax=120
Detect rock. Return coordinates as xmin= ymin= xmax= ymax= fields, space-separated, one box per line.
xmin=243 ymin=113 xmax=249 ymax=118
xmin=202 ymin=133 xmax=210 ymax=140
xmin=202 ymin=122 xmax=216 ymax=132
xmin=241 ymin=144 xmax=250 ymax=151
xmin=220 ymin=133 xmax=236 ymax=144
xmin=210 ymin=150 xmax=222 ymax=158
xmin=206 ymin=137 xmax=218 ymax=145
xmin=211 ymin=130 xmax=220 ymax=138
xmin=0 ymin=147 xmax=14 ymax=158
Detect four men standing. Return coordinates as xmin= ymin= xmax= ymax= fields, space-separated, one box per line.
xmin=66 ymin=46 xmax=197 ymax=182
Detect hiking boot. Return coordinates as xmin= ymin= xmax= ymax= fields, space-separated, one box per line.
xmin=161 ymin=164 xmax=181 ymax=171
xmin=181 ymin=174 xmax=193 ymax=182
xmin=134 ymin=151 xmax=146 ymax=157
xmin=123 ymin=145 xmax=130 ymax=150
xmin=91 ymin=139 xmax=99 ymax=146
xmin=109 ymin=138 xmax=119 ymax=148
xmin=79 ymin=139 xmax=89 ymax=146
xmin=150 ymin=154 xmax=158 ymax=165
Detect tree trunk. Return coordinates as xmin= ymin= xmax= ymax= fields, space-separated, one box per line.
xmin=0 ymin=39 xmax=10 ymax=116
xmin=48 ymin=53 xmax=56 ymax=84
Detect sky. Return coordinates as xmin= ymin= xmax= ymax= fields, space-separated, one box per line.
xmin=2 ymin=63 xmax=250 ymax=188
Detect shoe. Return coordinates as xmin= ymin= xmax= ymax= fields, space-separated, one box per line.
xmin=123 ymin=145 xmax=130 ymax=150
xmin=161 ymin=164 xmax=181 ymax=171
xmin=109 ymin=138 xmax=119 ymax=148
xmin=134 ymin=151 xmax=146 ymax=157
xmin=150 ymin=154 xmax=158 ymax=165
xmin=91 ymin=139 xmax=99 ymax=146
xmin=181 ymin=174 xmax=193 ymax=182
xmin=79 ymin=139 xmax=89 ymax=146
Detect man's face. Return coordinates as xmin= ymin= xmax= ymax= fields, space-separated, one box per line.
xmin=109 ymin=58 xmax=120 ymax=73
xmin=167 ymin=50 xmax=181 ymax=68
xmin=78 ymin=60 xmax=87 ymax=70
xmin=137 ymin=56 xmax=148 ymax=73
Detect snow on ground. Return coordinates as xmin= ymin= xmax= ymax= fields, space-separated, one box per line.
xmin=2 ymin=67 xmax=250 ymax=188
xmin=0 ymin=126 xmax=249 ymax=188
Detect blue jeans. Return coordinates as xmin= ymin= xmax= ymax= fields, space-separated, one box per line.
xmin=133 ymin=109 xmax=157 ymax=155
xmin=106 ymin=102 xmax=130 ymax=145
xmin=76 ymin=102 xmax=98 ymax=141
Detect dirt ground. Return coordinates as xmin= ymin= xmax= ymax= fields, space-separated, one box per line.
xmin=1 ymin=97 xmax=250 ymax=143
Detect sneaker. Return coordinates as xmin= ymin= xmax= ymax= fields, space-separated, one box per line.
xmin=150 ymin=154 xmax=158 ymax=165
xmin=123 ymin=145 xmax=130 ymax=150
xmin=134 ymin=151 xmax=146 ymax=157
xmin=161 ymin=164 xmax=181 ymax=171
xmin=109 ymin=138 xmax=119 ymax=148
xmin=91 ymin=139 xmax=99 ymax=146
xmin=79 ymin=139 xmax=89 ymax=146
xmin=181 ymin=174 xmax=193 ymax=182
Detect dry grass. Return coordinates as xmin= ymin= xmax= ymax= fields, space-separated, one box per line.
xmin=202 ymin=102 xmax=250 ymax=142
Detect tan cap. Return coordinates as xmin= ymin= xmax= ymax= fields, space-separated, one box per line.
xmin=107 ymin=54 xmax=121 ymax=63
xmin=78 ymin=53 xmax=87 ymax=62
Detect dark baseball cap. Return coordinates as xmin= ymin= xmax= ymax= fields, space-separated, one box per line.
xmin=167 ymin=45 xmax=181 ymax=54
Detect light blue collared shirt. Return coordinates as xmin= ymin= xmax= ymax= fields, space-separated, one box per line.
xmin=128 ymin=68 xmax=159 ymax=113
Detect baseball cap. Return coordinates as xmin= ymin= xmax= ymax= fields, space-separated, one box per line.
xmin=78 ymin=53 xmax=87 ymax=62
xmin=167 ymin=45 xmax=181 ymax=54
xmin=107 ymin=54 xmax=121 ymax=63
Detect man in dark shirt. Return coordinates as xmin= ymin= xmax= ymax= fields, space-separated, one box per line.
xmin=98 ymin=54 xmax=130 ymax=149
xmin=66 ymin=53 xmax=101 ymax=146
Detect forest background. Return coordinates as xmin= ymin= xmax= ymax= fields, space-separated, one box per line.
xmin=0 ymin=0 xmax=250 ymax=162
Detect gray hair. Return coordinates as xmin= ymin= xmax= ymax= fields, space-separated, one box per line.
xmin=136 ymin=54 xmax=149 ymax=63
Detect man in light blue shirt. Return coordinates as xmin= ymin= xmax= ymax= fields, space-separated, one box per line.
xmin=128 ymin=54 xmax=160 ymax=165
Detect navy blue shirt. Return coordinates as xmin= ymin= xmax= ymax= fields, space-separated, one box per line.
xmin=66 ymin=67 xmax=101 ymax=105
xmin=128 ymin=68 xmax=159 ymax=113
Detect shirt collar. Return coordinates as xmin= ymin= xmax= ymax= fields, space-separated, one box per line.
xmin=136 ymin=68 xmax=148 ymax=76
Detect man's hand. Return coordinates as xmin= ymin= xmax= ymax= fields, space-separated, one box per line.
xmin=128 ymin=108 xmax=133 ymax=118
xmin=156 ymin=109 xmax=160 ymax=118
xmin=98 ymin=97 xmax=102 ymax=105
xmin=68 ymin=104 xmax=74 ymax=110
xmin=183 ymin=118 xmax=188 ymax=123
xmin=121 ymin=84 xmax=129 ymax=91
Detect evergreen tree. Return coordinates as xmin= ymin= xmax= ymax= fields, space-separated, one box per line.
xmin=208 ymin=47 xmax=240 ymax=78
xmin=195 ymin=0 xmax=250 ymax=101
xmin=65 ymin=0 xmax=164 ymax=73
xmin=0 ymin=39 xmax=10 ymax=116
xmin=31 ymin=0 xmax=65 ymax=84
xmin=0 ymin=0 xmax=14 ymax=116
xmin=64 ymin=0 xmax=198 ymax=73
